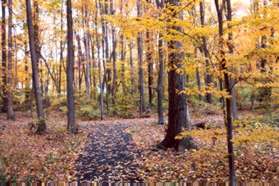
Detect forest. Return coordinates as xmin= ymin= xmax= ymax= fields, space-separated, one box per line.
xmin=0 ymin=0 xmax=279 ymax=185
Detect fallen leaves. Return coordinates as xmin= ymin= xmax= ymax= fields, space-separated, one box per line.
xmin=0 ymin=112 xmax=87 ymax=182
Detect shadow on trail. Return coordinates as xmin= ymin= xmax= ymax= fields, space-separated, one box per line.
xmin=75 ymin=123 xmax=143 ymax=182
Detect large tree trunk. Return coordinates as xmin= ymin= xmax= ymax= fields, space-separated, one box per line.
xmin=66 ymin=0 xmax=77 ymax=133
xmin=215 ymin=0 xmax=236 ymax=185
xmin=6 ymin=0 xmax=15 ymax=120
xmin=159 ymin=0 xmax=190 ymax=149
xmin=137 ymin=0 xmax=145 ymax=116
xmin=26 ymin=0 xmax=46 ymax=133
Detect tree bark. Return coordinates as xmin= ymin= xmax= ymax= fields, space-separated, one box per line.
xmin=6 ymin=0 xmax=15 ymax=120
xmin=26 ymin=0 xmax=46 ymax=133
xmin=58 ymin=0 xmax=64 ymax=95
xmin=215 ymin=1 xmax=236 ymax=185
xmin=66 ymin=0 xmax=77 ymax=133
xmin=159 ymin=0 xmax=189 ymax=149
xmin=129 ymin=41 xmax=135 ymax=93
xmin=1 ymin=0 xmax=8 ymax=113
xmin=156 ymin=0 xmax=164 ymax=125
xmin=109 ymin=0 xmax=117 ymax=104
xmin=225 ymin=0 xmax=238 ymax=119
xmin=96 ymin=0 xmax=104 ymax=120
xmin=137 ymin=0 xmax=145 ymax=116
xmin=83 ymin=5 xmax=91 ymax=99
xmin=146 ymin=31 xmax=154 ymax=107
xmin=199 ymin=0 xmax=213 ymax=104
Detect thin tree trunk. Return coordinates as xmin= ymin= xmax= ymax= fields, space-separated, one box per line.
xmin=66 ymin=0 xmax=77 ymax=133
xmin=156 ymin=0 xmax=164 ymax=125
xmin=195 ymin=48 xmax=202 ymax=101
xmin=157 ymin=33 xmax=164 ymax=125
xmin=120 ymin=0 xmax=126 ymax=93
xmin=26 ymin=0 xmax=46 ymax=133
xmin=6 ymin=0 xmax=15 ymax=120
xmin=199 ymin=0 xmax=212 ymax=104
xmin=96 ymin=0 xmax=104 ymax=120
xmin=129 ymin=41 xmax=135 ymax=93
xmin=225 ymin=0 xmax=238 ymax=119
xmin=146 ymin=31 xmax=154 ymax=107
xmin=137 ymin=0 xmax=145 ymax=116
xmin=83 ymin=5 xmax=91 ymax=99
xmin=215 ymin=1 xmax=236 ymax=185
xmin=58 ymin=0 xmax=64 ymax=95
xmin=1 ymin=0 xmax=8 ymax=113
xmin=76 ymin=34 xmax=83 ymax=94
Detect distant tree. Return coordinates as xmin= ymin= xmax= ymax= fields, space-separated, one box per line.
xmin=66 ymin=0 xmax=77 ymax=133
xmin=26 ymin=0 xmax=46 ymax=133
xmin=156 ymin=0 xmax=164 ymax=125
xmin=137 ymin=0 xmax=145 ymax=116
xmin=199 ymin=0 xmax=213 ymax=104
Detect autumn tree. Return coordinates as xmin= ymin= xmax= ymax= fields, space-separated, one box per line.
xmin=159 ymin=0 xmax=191 ymax=149
xmin=214 ymin=0 xmax=236 ymax=185
xmin=1 ymin=0 xmax=7 ymax=113
xmin=26 ymin=0 xmax=46 ymax=133
xmin=137 ymin=0 xmax=145 ymax=116
xmin=66 ymin=0 xmax=77 ymax=133
xmin=6 ymin=0 xmax=15 ymax=120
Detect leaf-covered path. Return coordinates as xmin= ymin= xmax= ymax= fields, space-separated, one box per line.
xmin=75 ymin=122 xmax=144 ymax=182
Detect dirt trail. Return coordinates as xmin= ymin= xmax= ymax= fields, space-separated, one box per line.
xmin=75 ymin=122 xmax=144 ymax=182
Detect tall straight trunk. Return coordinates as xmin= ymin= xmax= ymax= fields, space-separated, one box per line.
xmin=58 ymin=0 xmax=64 ymax=95
xmin=146 ymin=31 xmax=154 ymax=107
xmin=225 ymin=0 xmax=238 ymax=119
xmin=156 ymin=0 xmax=164 ymax=125
xmin=89 ymin=35 xmax=97 ymax=99
xmin=6 ymin=0 xmax=15 ymax=120
xmin=129 ymin=41 xmax=135 ymax=92
xmin=101 ymin=1 xmax=109 ymax=111
xmin=160 ymin=0 xmax=189 ymax=148
xmin=137 ymin=0 xmax=145 ymax=116
xmin=215 ymin=0 xmax=236 ymax=185
xmin=26 ymin=0 xmax=46 ymax=133
xmin=66 ymin=0 xmax=77 ymax=133
xmin=195 ymin=48 xmax=202 ymax=101
xmin=24 ymin=41 xmax=30 ymax=102
xmin=120 ymin=0 xmax=126 ymax=93
xmin=111 ymin=27 xmax=117 ymax=103
xmin=83 ymin=5 xmax=91 ymax=99
xmin=96 ymin=0 xmax=104 ymax=120
xmin=1 ymin=0 xmax=8 ymax=113
xmin=76 ymin=34 xmax=83 ymax=93
xmin=110 ymin=0 xmax=117 ymax=103
xmin=157 ymin=33 xmax=164 ymax=124
xmin=199 ymin=0 xmax=212 ymax=104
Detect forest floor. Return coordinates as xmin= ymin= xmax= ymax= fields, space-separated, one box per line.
xmin=0 ymin=111 xmax=279 ymax=183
